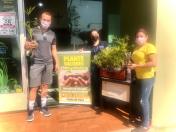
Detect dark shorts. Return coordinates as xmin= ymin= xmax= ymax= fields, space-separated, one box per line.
xmin=29 ymin=63 xmax=53 ymax=87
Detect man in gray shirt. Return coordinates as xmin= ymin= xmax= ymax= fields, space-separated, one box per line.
xmin=25 ymin=11 xmax=59 ymax=122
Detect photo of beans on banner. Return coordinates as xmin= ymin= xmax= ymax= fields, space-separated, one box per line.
xmin=60 ymin=70 xmax=90 ymax=87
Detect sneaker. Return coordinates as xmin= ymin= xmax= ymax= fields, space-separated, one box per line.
xmin=40 ymin=108 xmax=52 ymax=117
xmin=26 ymin=110 xmax=34 ymax=122
xmin=131 ymin=126 xmax=149 ymax=132
xmin=135 ymin=116 xmax=142 ymax=122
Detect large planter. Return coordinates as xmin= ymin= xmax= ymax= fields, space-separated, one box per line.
xmin=100 ymin=68 xmax=127 ymax=81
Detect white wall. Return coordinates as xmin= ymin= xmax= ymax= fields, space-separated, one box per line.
xmin=152 ymin=0 xmax=176 ymax=130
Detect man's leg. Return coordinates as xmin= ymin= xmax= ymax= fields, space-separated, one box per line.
xmin=40 ymin=64 xmax=53 ymax=116
xmin=27 ymin=63 xmax=44 ymax=121
xmin=36 ymin=86 xmax=41 ymax=108
xmin=41 ymin=84 xmax=48 ymax=108
xmin=27 ymin=87 xmax=37 ymax=121
xmin=39 ymin=84 xmax=52 ymax=117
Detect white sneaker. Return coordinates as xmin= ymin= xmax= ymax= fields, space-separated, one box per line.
xmin=40 ymin=109 xmax=52 ymax=117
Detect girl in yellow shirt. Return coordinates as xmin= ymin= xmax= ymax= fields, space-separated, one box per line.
xmin=128 ymin=28 xmax=157 ymax=130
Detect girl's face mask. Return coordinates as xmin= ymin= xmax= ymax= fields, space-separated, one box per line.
xmin=136 ymin=36 xmax=146 ymax=45
xmin=135 ymin=32 xmax=148 ymax=46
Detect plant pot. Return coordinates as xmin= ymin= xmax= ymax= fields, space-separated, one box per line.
xmin=112 ymin=68 xmax=127 ymax=81
xmin=100 ymin=68 xmax=127 ymax=81
xmin=100 ymin=68 xmax=110 ymax=78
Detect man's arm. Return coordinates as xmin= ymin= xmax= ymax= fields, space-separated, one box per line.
xmin=51 ymin=44 xmax=59 ymax=72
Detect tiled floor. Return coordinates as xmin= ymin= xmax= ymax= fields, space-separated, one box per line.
xmin=0 ymin=105 xmax=135 ymax=132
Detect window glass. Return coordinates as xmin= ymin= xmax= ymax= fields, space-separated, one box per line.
xmin=0 ymin=0 xmax=23 ymax=94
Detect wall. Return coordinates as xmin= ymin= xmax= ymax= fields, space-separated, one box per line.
xmin=103 ymin=0 xmax=121 ymax=41
xmin=103 ymin=0 xmax=156 ymax=42
xmin=152 ymin=0 xmax=176 ymax=131
xmin=120 ymin=0 xmax=157 ymax=43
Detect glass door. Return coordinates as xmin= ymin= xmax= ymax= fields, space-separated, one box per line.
xmin=0 ymin=0 xmax=27 ymax=112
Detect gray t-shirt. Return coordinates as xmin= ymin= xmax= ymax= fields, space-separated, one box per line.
xmin=32 ymin=27 xmax=56 ymax=64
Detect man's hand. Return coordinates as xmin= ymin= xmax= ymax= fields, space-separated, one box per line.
xmin=53 ymin=63 xmax=59 ymax=72
xmin=24 ymin=41 xmax=38 ymax=50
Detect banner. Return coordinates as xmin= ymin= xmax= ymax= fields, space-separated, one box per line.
xmin=58 ymin=51 xmax=91 ymax=104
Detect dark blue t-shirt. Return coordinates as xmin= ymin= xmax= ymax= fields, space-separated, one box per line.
xmin=91 ymin=41 xmax=107 ymax=57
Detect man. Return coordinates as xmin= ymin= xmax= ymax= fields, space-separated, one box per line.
xmin=25 ymin=11 xmax=59 ymax=122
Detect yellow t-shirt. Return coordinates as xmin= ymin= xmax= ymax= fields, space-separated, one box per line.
xmin=132 ymin=43 xmax=157 ymax=79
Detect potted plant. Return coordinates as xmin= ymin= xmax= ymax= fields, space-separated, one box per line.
xmin=25 ymin=6 xmax=38 ymax=56
xmin=92 ymin=36 xmax=133 ymax=80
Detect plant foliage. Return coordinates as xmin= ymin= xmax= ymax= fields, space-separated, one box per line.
xmin=92 ymin=36 xmax=132 ymax=69
xmin=0 ymin=59 xmax=9 ymax=91
xmin=25 ymin=6 xmax=38 ymax=39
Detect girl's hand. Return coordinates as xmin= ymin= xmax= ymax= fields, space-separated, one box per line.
xmin=127 ymin=63 xmax=138 ymax=69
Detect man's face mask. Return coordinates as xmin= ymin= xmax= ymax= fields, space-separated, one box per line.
xmin=40 ymin=20 xmax=51 ymax=30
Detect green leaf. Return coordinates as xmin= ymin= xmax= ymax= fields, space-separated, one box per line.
xmin=25 ymin=6 xmax=37 ymax=40
xmin=92 ymin=36 xmax=132 ymax=69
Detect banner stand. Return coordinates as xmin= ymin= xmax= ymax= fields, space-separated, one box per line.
xmin=58 ymin=51 xmax=92 ymax=105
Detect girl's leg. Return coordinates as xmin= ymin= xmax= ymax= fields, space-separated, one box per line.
xmin=139 ymin=78 xmax=154 ymax=127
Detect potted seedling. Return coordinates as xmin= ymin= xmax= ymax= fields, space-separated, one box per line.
xmin=92 ymin=36 xmax=133 ymax=80
xmin=25 ymin=6 xmax=38 ymax=56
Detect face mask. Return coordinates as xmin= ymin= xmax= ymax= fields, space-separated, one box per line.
xmin=41 ymin=20 xmax=51 ymax=29
xmin=135 ymin=37 xmax=146 ymax=45
xmin=91 ymin=35 xmax=99 ymax=42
